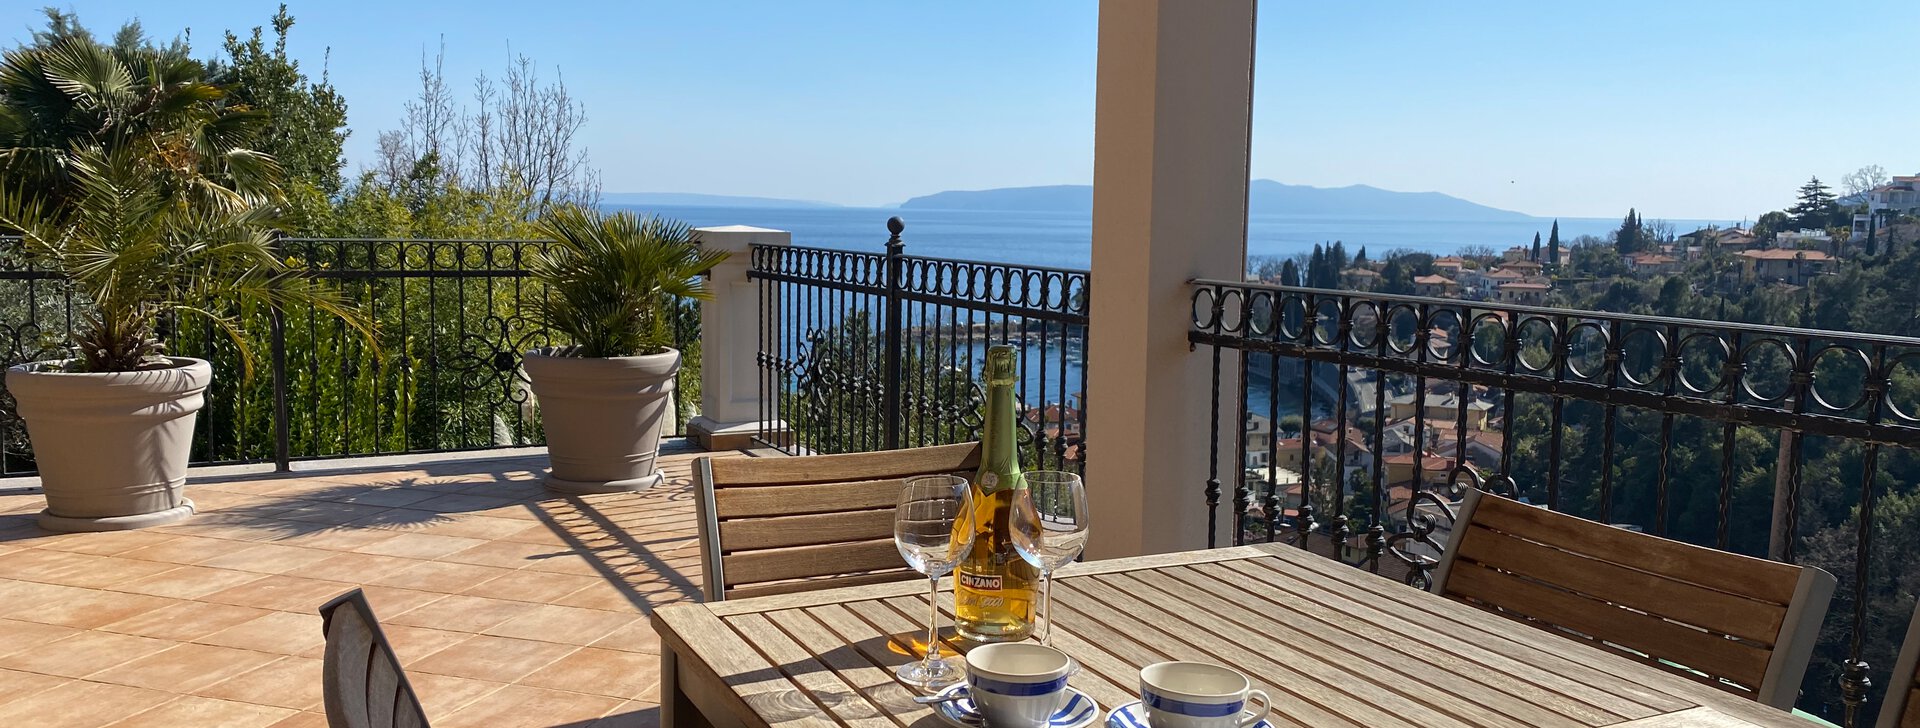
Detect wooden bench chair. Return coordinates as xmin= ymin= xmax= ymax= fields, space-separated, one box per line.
xmin=693 ymin=442 xmax=981 ymax=601
xmin=319 ymin=589 xmax=431 ymax=728
xmin=1879 ymin=601 xmax=1920 ymax=727
xmin=1430 ymin=488 xmax=1836 ymax=709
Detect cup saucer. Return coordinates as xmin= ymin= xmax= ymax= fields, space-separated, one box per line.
xmin=1105 ymin=701 xmax=1275 ymax=728
xmin=930 ymin=683 xmax=1101 ymax=728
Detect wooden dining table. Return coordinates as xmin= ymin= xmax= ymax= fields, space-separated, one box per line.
xmin=650 ymin=542 xmax=1808 ymax=728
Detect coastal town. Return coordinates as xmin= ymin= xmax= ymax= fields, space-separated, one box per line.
xmin=1228 ymin=172 xmax=1920 ymax=542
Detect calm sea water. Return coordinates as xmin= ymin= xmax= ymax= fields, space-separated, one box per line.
xmin=617 ymin=203 xmax=1727 ymax=411
xmin=613 ymin=203 xmax=1733 ymax=270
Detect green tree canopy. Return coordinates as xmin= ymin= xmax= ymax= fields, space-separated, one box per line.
xmin=207 ymin=5 xmax=349 ymax=230
xmin=0 ymin=9 xmax=282 ymax=216
xmin=1787 ymin=176 xmax=1839 ymax=232
xmin=1614 ymin=208 xmax=1644 ymax=255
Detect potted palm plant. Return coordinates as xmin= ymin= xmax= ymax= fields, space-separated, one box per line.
xmin=0 ymin=147 xmax=364 ymax=530
xmin=0 ymin=36 xmax=365 ymax=531
xmin=524 ymin=207 xmax=726 ymax=493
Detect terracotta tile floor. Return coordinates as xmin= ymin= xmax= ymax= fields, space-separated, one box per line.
xmin=0 ymin=446 xmax=734 ymax=728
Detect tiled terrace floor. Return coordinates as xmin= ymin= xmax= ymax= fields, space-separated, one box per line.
xmin=0 ymin=446 xmax=736 ymax=728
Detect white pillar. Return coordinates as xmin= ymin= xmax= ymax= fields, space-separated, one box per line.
xmin=1084 ymin=0 xmax=1255 ymax=559
xmin=688 ymin=225 xmax=790 ymax=451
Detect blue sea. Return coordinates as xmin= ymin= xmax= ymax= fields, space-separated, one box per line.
xmin=617 ymin=203 xmax=1729 ymax=412
xmin=611 ymin=204 xmax=1734 ymax=270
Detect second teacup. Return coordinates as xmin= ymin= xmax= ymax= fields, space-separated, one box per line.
xmin=965 ymin=643 xmax=1074 ymax=726
xmin=1138 ymin=661 xmax=1271 ymax=728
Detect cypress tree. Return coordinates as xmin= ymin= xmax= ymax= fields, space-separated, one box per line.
xmin=1329 ymin=241 xmax=1349 ymax=274
xmin=1531 ymin=232 xmax=1542 ymax=261
xmin=1547 ymin=220 xmax=1561 ymax=272
xmin=1280 ymin=259 xmax=1300 ymax=287
xmin=1353 ymin=246 xmax=1369 ymax=268
xmin=1308 ymin=245 xmax=1325 ymax=289
xmin=1616 ymin=208 xmax=1643 ymax=255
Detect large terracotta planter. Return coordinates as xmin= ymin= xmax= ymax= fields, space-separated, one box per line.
xmin=6 ymin=357 xmax=209 ymax=531
xmin=524 ymin=347 xmax=680 ymax=494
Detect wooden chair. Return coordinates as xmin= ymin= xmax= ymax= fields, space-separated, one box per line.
xmin=319 ymin=589 xmax=430 ymax=728
xmin=694 ymin=442 xmax=981 ymax=601
xmin=1430 ymin=488 xmax=1836 ymax=709
xmin=1879 ymin=601 xmax=1920 ymax=727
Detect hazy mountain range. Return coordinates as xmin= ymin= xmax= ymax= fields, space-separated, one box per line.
xmin=602 ymin=181 xmax=1534 ymax=220
xmin=898 ymin=181 xmax=1532 ymax=220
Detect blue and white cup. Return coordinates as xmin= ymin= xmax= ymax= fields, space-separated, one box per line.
xmin=964 ymin=643 xmax=1074 ymax=727
xmin=1139 ymin=662 xmax=1271 ymax=728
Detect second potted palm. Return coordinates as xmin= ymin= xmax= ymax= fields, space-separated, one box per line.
xmin=524 ymin=207 xmax=726 ymax=493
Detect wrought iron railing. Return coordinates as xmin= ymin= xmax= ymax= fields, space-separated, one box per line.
xmin=1188 ymin=278 xmax=1920 ymax=724
xmin=0 ymin=237 xmax=700 ymax=476
xmin=748 ymin=218 xmax=1089 ymax=471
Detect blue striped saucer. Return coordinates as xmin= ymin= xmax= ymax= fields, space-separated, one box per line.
xmin=930 ymin=683 xmax=1101 ymax=728
xmin=1106 ymin=701 xmax=1275 ymax=728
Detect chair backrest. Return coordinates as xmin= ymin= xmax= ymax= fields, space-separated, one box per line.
xmin=1430 ymin=488 xmax=1836 ymax=709
xmin=1879 ymin=601 xmax=1920 ymax=728
xmin=319 ymin=589 xmax=430 ymax=728
xmin=694 ymin=442 xmax=982 ymax=601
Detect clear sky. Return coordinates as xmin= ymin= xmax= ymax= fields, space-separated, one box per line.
xmin=5 ymin=1 xmax=1915 ymax=220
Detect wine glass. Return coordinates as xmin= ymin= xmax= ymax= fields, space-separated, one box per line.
xmin=894 ymin=474 xmax=976 ymax=690
xmin=1012 ymin=470 xmax=1089 ymax=647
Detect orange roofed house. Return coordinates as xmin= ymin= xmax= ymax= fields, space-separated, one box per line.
xmin=1739 ymin=248 xmax=1832 ymax=286
xmin=1412 ymin=274 xmax=1458 ymax=297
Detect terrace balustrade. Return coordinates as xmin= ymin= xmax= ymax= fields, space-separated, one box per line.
xmin=6 ymin=225 xmax=1917 ymax=724
xmin=1188 ymin=277 xmax=1920 ymax=724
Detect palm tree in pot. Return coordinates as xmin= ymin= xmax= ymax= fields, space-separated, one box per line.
xmin=0 ymin=146 xmax=367 ymax=530
xmin=524 ymin=206 xmax=726 ymax=493
xmin=0 ymin=37 xmax=366 ymax=531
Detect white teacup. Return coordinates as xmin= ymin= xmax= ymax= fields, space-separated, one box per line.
xmin=965 ymin=643 xmax=1074 ymax=727
xmin=1139 ymin=662 xmax=1271 ymax=728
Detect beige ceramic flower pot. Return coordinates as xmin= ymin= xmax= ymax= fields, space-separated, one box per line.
xmin=6 ymin=357 xmax=209 ymax=531
xmin=524 ymin=347 xmax=680 ymax=494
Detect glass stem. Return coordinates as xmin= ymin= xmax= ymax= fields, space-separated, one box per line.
xmin=1040 ymin=570 xmax=1054 ymax=647
xmin=925 ymin=575 xmax=941 ymax=668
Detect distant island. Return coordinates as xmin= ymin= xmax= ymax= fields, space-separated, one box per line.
xmin=898 ymin=180 xmax=1532 ymax=220
xmin=601 ymin=192 xmax=840 ymax=209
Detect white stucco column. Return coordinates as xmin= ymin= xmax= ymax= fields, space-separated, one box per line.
xmin=688 ymin=225 xmax=790 ymax=450
xmin=1084 ymin=0 xmax=1255 ymax=558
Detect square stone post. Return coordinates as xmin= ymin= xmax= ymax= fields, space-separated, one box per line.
xmin=688 ymin=226 xmax=791 ymax=450
xmin=1084 ymin=0 xmax=1255 ymax=558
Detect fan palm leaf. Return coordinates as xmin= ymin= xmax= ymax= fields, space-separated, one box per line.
xmin=0 ymin=34 xmax=282 ymax=213
xmin=530 ymin=206 xmax=727 ymax=358
xmin=0 ymin=144 xmax=368 ymax=373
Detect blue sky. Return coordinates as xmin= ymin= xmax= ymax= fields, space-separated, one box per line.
xmin=5 ymin=1 xmax=1914 ymax=219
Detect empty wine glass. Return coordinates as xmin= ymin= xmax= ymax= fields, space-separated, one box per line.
xmin=894 ymin=475 xmax=976 ymax=690
xmin=1012 ymin=470 xmax=1089 ymax=647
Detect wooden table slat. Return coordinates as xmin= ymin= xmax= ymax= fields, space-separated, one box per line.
xmin=1615 ymin=707 xmax=1761 ymax=726
xmin=1238 ymin=550 xmax=1699 ymax=711
xmin=1236 ymin=548 xmax=1806 ymax=728
xmin=902 ymin=593 xmax=1155 ymax=713
xmin=655 ymin=543 xmax=1810 ymax=728
xmin=762 ymin=608 xmax=932 ymax=724
xmin=1070 ymin=574 xmax=1488 ymax=728
xmin=653 ymin=606 xmax=841 ymax=728
xmin=1159 ymin=564 xmax=1628 ymax=728
xmin=723 ymin=612 xmax=900 ymax=728
xmin=1047 ymin=578 xmax=1372 ymax=728
xmin=1114 ymin=568 xmax=1591 ymax=728
xmin=1194 ymin=559 xmax=1664 ymax=720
